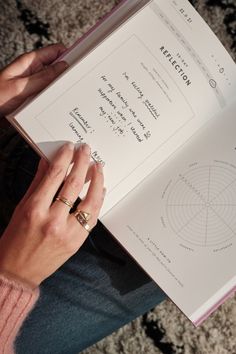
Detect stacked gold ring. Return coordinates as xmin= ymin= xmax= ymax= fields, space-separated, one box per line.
xmin=73 ymin=210 xmax=91 ymax=233
xmin=55 ymin=196 xmax=91 ymax=233
xmin=55 ymin=196 xmax=74 ymax=209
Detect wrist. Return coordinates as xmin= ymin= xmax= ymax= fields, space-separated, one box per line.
xmin=0 ymin=244 xmax=42 ymax=289
xmin=0 ymin=268 xmax=39 ymax=290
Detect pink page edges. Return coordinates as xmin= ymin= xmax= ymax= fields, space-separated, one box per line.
xmin=56 ymin=0 xmax=130 ymax=63
xmin=193 ymin=285 xmax=236 ymax=327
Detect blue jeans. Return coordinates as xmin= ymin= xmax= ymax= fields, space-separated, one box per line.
xmin=0 ymin=126 xmax=166 ymax=354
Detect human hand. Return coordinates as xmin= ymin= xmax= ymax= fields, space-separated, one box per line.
xmin=0 ymin=44 xmax=68 ymax=117
xmin=0 ymin=143 xmax=105 ymax=288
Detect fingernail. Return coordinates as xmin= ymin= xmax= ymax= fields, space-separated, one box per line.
xmin=64 ymin=142 xmax=74 ymax=150
xmin=55 ymin=60 xmax=69 ymax=70
xmin=62 ymin=60 xmax=69 ymax=68
xmin=58 ymin=44 xmax=67 ymax=53
xmin=81 ymin=143 xmax=91 ymax=155
xmin=96 ymin=162 xmax=103 ymax=173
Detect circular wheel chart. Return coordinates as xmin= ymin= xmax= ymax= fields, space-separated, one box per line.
xmin=166 ymin=165 xmax=236 ymax=247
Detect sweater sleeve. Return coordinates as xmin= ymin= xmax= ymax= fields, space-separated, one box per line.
xmin=0 ymin=274 xmax=39 ymax=354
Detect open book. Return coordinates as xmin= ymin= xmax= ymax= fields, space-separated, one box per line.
xmin=8 ymin=0 xmax=236 ymax=326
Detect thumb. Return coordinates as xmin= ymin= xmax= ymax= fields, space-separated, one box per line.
xmin=21 ymin=61 xmax=69 ymax=97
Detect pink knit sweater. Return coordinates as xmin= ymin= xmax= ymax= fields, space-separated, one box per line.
xmin=0 ymin=274 xmax=39 ymax=354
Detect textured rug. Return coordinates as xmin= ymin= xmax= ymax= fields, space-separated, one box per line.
xmin=0 ymin=1 xmax=236 ymax=354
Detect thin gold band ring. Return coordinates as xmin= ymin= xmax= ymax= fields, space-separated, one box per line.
xmin=55 ymin=196 xmax=74 ymax=209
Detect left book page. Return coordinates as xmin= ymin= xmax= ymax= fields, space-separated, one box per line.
xmin=10 ymin=0 xmax=236 ymax=216
xmin=60 ymin=0 xmax=150 ymax=66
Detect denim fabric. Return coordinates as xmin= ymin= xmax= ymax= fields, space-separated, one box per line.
xmin=0 ymin=126 xmax=166 ymax=354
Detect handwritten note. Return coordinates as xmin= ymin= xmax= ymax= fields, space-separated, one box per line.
xmin=68 ymin=66 xmax=162 ymax=147
xmin=97 ymin=72 xmax=160 ymax=143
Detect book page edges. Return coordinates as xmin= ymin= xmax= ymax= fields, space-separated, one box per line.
xmin=58 ymin=0 xmax=151 ymax=66
xmin=191 ymin=278 xmax=236 ymax=326
xmin=95 ymin=224 xmax=236 ymax=326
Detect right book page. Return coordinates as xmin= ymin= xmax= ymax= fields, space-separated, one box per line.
xmin=13 ymin=0 xmax=236 ymax=216
xmin=102 ymin=99 xmax=236 ymax=325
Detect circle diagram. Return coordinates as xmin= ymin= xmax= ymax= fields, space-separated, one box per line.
xmin=166 ymin=165 xmax=236 ymax=247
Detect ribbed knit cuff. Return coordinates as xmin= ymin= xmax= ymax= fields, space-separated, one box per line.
xmin=0 ymin=273 xmax=39 ymax=354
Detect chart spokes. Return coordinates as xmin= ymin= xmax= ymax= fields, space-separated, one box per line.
xmin=165 ymin=165 xmax=236 ymax=247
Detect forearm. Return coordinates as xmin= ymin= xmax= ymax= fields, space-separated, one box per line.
xmin=0 ymin=273 xmax=39 ymax=354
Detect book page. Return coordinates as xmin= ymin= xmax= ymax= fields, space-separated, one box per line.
xmin=102 ymin=100 xmax=236 ymax=324
xmin=14 ymin=0 xmax=236 ymax=215
xmin=60 ymin=0 xmax=150 ymax=66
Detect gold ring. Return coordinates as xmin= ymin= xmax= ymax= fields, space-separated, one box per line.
xmin=74 ymin=210 xmax=91 ymax=233
xmin=55 ymin=196 xmax=74 ymax=209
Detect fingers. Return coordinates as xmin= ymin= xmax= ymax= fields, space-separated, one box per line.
xmin=29 ymin=143 xmax=74 ymax=209
xmin=18 ymin=61 xmax=68 ymax=98
xmin=52 ymin=144 xmax=91 ymax=215
xmin=0 ymin=44 xmax=68 ymax=116
xmin=28 ymin=43 xmax=67 ymax=70
xmin=2 ymin=44 xmax=67 ymax=78
xmin=19 ymin=158 xmax=49 ymax=205
xmin=69 ymin=162 xmax=105 ymax=243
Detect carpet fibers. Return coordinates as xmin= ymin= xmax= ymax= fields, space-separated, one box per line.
xmin=0 ymin=1 xmax=236 ymax=353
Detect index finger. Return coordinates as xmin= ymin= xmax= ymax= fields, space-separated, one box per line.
xmin=29 ymin=143 xmax=74 ymax=209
